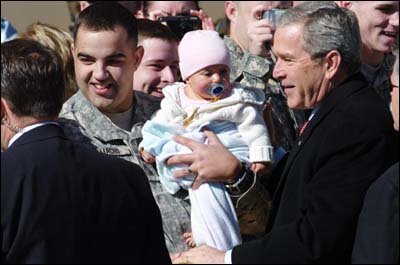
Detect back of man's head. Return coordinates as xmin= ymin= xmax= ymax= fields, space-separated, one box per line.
xmin=1 ymin=39 xmax=64 ymax=118
xmin=278 ymin=2 xmax=362 ymax=75
xmin=74 ymin=2 xmax=138 ymax=45
xmin=137 ymin=19 xmax=179 ymax=45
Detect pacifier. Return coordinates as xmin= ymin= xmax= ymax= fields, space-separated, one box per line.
xmin=207 ymin=83 xmax=225 ymax=98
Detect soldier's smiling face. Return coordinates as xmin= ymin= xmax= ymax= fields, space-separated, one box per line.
xmin=72 ymin=25 xmax=143 ymax=113
xmin=349 ymin=1 xmax=398 ymax=54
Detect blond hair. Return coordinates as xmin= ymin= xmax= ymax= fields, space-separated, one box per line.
xmin=22 ymin=22 xmax=77 ymax=102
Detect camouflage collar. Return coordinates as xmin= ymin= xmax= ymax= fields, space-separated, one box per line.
xmin=362 ymin=53 xmax=395 ymax=91
xmin=71 ymin=90 xmax=132 ymax=142
xmin=382 ymin=53 xmax=395 ymax=72
xmin=224 ymin=35 xmax=244 ymax=57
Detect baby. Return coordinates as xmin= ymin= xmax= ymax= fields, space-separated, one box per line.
xmin=140 ymin=30 xmax=273 ymax=250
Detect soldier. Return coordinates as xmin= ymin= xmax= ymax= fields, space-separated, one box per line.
xmin=338 ymin=1 xmax=399 ymax=105
xmin=133 ymin=19 xmax=179 ymax=99
xmin=59 ymin=2 xmax=191 ymax=253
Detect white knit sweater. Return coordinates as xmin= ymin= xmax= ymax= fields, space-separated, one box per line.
xmin=152 ymin=82 xmax=274 ymax=162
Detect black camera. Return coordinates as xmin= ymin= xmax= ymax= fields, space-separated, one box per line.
xmin=158 ymin=16 xmax=201 ymax=40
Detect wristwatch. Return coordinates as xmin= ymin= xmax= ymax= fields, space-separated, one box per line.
xmin=224 ymin=163 xmax=256 ymax=199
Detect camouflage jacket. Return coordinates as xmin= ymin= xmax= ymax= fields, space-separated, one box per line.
xmin=59 ymin=90 xmax=191 ymax=253
xmin=224 ymin=36 xmax=306 ymax=151
xmin=361 ymin=53 xmax=395 ymax=107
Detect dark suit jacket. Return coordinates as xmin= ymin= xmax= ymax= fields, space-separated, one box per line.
xmin=352 ymin=162 xmax=399 ymax=264
xmin=232 ymin=73 xmax=397 ymax=263
xmin=1 ymin=124 xmax=170 ymax=264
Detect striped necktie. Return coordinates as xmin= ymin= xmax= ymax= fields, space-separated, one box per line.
xmin=299 ymin=120 xmax=310 ymax=136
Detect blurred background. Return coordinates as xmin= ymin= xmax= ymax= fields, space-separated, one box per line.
xmin=1 ymin=1 xmax=225 ymax=33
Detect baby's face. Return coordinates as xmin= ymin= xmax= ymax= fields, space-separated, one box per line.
xmin=186 ymin=64 xmax=231 ymax=100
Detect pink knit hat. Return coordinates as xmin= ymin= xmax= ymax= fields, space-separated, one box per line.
xmin=179 ymin=30 xmax=231 ymax=80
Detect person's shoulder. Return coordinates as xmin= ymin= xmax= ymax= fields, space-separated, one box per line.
xmin=60 ymin=90 xmax=86 ymax=116
xmin=375 ymin=162 xmax=399 ymax=189
xmin=161 ymin=82 xmax=185 ymax=106
xmin=382 ymin=53 xmax=396 ymax=73
xmin=231 ymin=83 xmax=265 ymax=104
xmin=134 ymin=91 xmax=162 ymax=122
xmin=334 ymin=76 xmax=392 ymax=129
xmin=162 ymin=82 xmax=185 ymax=96
xmin=57 ymin=117 xmax=95 ymax=148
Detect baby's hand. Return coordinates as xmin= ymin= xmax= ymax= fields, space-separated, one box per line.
xmin=140 ymin=148 xmax=155 ymax=164
xmin=183 ymin=232 xmax=196 ymax=248
xmin=251 ymin=162 xmax=271 ymax=176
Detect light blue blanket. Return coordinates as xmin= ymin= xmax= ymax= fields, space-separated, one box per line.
xmin=140 ymin=119 xmax=250 ymax=194
xmin=140 ymin=119 xmax=246 ymax=250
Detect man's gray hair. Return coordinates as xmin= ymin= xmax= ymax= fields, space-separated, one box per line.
xmin=277 ymin=1 xmax=362 ymax=75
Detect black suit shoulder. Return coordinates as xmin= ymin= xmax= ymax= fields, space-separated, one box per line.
xmin=1 ymin=125 xmax=170 ymax=264
xmin=352 ymin=162 xmax=399 ymax=264
xmin=232 ymin=74 xmax=397 ymax=264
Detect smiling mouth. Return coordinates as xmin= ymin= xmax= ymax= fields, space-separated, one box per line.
xmin=382 ymin=31 xmax=397 ymax=38
xmin=92 ymin=83 xmax=114 ymax=97
xmin=282 ymin=85 xmax=295 ymax=90
xmin=150 ymin=88 xmax=164 ymax=98
xmin=93 ymin=83 xmax=110 ymax=89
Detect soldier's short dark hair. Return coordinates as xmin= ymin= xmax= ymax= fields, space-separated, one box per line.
xmin=137 ymin=19 xmax=179 ymax=45
xmin=142 ymin=1 xmax=200 ymax=16
xmin=73 ymin=2 xmax=138 ymax=45
xmin=1 ymin=39 xmax=64 ymax=118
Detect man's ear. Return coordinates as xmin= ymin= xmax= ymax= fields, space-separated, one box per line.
xmin=225 ymin=1 xmax=238 ymax=24
xmin=324 ymin=50 xmax=341 ymax=80
xmin=1 ymin=98 xmax=13 ymax=122
xmin=136 ymin=9 xmax=145 ymax=18
xmin=80 ymin=1 xmax=90 ymax=11
xmin=71 ymin=43 xmax=76 ymax=59
xmin=1 ymin=98 xmax=5 ymax=121
xmin=336 ymin=1 xmax=352 ymax=9
xmin=134 ymin=45 xmax=144 ymax=70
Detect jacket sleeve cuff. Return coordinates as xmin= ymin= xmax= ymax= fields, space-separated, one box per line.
xmin=249 ymin=145 xmax=274 ymax=162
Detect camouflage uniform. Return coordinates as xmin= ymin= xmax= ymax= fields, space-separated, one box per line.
xmin=361 ymin=53 xmax=395 ymax=107
xmin=59 ymin=90 xmax=191 ymax=253
xmin=224 ymin=36 xmax=305 ymax=152
xmin=224 ymin=36 xmax=306 ymax=239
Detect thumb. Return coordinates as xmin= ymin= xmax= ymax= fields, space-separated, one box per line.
xmin=203 ymin=129 xmax=223 ymax=145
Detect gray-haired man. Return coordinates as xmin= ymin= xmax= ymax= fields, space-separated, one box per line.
xmin=170 ymin=2 xmax=397 ymax=263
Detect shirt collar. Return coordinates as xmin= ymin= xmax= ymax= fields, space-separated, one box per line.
xmin=8 ymin=121 xmax=59 ymax=148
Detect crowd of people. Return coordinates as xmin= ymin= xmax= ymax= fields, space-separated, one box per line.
xmin=1 ymin=1 xmax=398 ymax=264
